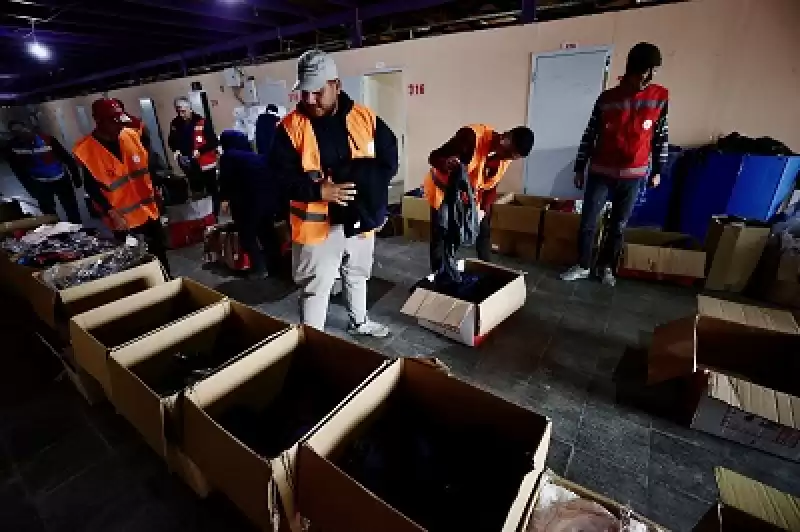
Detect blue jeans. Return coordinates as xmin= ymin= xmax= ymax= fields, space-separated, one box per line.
xmin=578 ymin=173 xmax=642 ymax=269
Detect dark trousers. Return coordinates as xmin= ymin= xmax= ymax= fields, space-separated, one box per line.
xmin=187 ymin=167 xmax=220 ymax=217
xmin=234 ymin=209 xmax=280 ymax=274
xmin=430 ymin=206 xmax=492 ymax=274
xmin=115 ymin=218 xmax=171 ymax=276
xmin=32 ymin=178 xmax=82 ymax=224
xmin=578 ymin=172 xmax=642 ymax=269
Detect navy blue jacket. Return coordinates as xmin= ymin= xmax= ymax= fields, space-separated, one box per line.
xmin=219 ymin=130 xmax=275 ymax=218
xmin=255 ymin=112 xmax=279 ymax=156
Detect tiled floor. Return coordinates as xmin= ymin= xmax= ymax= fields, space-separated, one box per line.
xmin=2 ymin=236 xmax=800 ymax=532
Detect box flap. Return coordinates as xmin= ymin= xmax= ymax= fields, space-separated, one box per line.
xmin=648 ymin=316 xmax=698 ymax=384
xmin=401 ymin=196 xmax=430 ymax=222
xmin=491 ymin=195 xmax=548 ymax=233
xmin=0 ymin=215 xmax=58 ymax=234
xmin=477 ymin=274 xmax=526 ymax=337
xmin=707 ymin=372 xmax=800 ymax=429
xmin=715 ymin=467 xmax=800 ymax=531
xmin=400 ymin=288 xmax=472 ymax=331
xmin=697 ymin=296 xmax=800 ymax=334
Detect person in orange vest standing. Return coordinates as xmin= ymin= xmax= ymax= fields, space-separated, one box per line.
xmin=426 ymin=125 xmax=534 ymax=274
xmin=168 ymin=97 xmax=220 ymax=216
xmin=73 ymin=98 xmax=170 ymax=274
xmin=269 ymin=50 xmax=398 ymax=335
xmin=561 ymin=42 xmax=668 ymax=287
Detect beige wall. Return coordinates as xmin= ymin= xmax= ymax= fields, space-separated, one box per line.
xmin=29 ymin=0 xmax=800 ymax=193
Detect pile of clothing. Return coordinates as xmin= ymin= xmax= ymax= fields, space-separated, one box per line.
xmin=40 ymin=237 xmax=148 ymax=290
xmin=415 ymin=272 xmax=508 ymax=304
xmin=217 ymin=365 xmax=343 ymax=458
xmin=2 ymin=224 xmax=116 ymax=268
xmin=337 ymin=399 xmax=534 ymax=531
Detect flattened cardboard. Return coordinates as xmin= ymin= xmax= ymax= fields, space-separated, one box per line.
xmin=70 ymin=278 xmax=226 ymax=396
xmin=298 ymin=357 xmax=552 ymax=532
xmin=621 ymin=229 xmax=706 ymax=279
xmin=402 ymin=196 xmax=431 ymax=242
xmin=705 ymin=217 xmax=770 ymax=292
xmin=694 ymin=468 xmax=800 ymax=531
xmin=400 ymin=259 xmax=526 ymax=346
xmin=491 ymin=194 xmax=550 ymax=261
xmin=181 ymin=326 xmax=388 ymax=530
xmin=28 ymin=254 xmax=167 ymax=332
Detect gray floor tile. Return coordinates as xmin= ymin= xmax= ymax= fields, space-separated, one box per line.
xmin=575 ymin=400 xmax=651 ymax=475
xmin=519 ymin=364 xmax=590 ymax=444
xmin=545 ymin=438 xmax=573 ymax=477
xmin=649 ymin=430 xmax=720 ymax=503
xmin=646 ymin=481 xmax=711 ymax=532
xmin=0 ymin=480 xmax=47 ymax=532
xmin=566 ymin=449 xmax=649 ymax=513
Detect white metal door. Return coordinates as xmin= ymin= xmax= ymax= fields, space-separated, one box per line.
xmin=139 ymin=98 xmax=168 ymax=162
xmin=524 ymin=48 xmax=610 ymax=198
xmin=75 ymin=105 xmax=92 ymax=135
xmin=363 ymin=71 xmax=407 ymax=190
xmin=340 ymin=76 xmax=364 ymax=104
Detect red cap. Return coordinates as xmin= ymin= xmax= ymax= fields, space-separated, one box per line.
xmin=92 ymin=98 xmax=131 ymax=124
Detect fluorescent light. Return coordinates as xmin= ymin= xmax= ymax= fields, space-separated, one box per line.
xmin=27 ymin=40 xmax=50 ymax=61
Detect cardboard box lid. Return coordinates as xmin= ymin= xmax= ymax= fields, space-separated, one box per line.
xmin=401 ymin=195 xmax=430 ymax=222
xmin=648 ymin=296 xmax=800 ymax=384
xmin=712 ymin=467 xmax=800 ymax=531
xmin=707 ymin=372 xmax=800 ymax=429
xmin=400 ymin=288 xmax=473 ymax=331
xmin=300 ymin=357 xmax=550 ymax=532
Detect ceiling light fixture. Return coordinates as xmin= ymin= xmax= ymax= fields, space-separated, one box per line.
xmin=25 ymin=22 xmax=51 ymax=61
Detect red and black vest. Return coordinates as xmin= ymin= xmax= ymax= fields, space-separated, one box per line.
xmin=590 ymin=84 xmax=668 ymax=179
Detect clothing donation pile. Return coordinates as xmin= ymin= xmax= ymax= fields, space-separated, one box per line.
xmin=335 ymin=399 xmax=534 ymax=532
xmin=414 ymin=272 xmax=508 ymax=304
xmin=1 ymin=223 xmax=116 ymax=268
xmin=40 ymin=236 xmax=149 ymax=290
xmin=217 ymin=365 xmax=343 ymax=459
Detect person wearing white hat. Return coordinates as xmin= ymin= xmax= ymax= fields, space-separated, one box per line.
xmin=269 ymin=50 xmax=399 ymax=335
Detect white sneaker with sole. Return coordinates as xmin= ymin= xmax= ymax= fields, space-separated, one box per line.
xmin=600 ymin=267 xmax=616 ymax=287
xmin=348 ymin=319 xmax=390 ymax=338
xmin=560 ymin=265 xmax=591 ymax=282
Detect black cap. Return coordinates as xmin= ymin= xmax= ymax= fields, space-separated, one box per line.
xmin=626 ymin=42 xmax=662 ymax=75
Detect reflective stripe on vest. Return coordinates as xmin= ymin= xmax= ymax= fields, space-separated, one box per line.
xmin=11 ymin=146 xmax=53 ymax=155
xmin=73 ymin=129 xmax=158 ymax=229
xmin=281 ymin=103 xmax=377 ymax=245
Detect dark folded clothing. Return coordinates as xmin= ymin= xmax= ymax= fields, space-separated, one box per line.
xmin=412 ymin=273 xmax=507 ymax=304
xmin=330 ymin=158 xmax=389 ymax=237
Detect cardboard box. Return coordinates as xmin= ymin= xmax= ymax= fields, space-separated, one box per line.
xmin=402 ymin=195 xmax=430 ymax=242
xmin=705 ymin=216 xmax=770 ymax=292
xmin=538 ymin=208 xmax=582 ymax=266
xmin=27 ymin=254 xmax=168 ymax=333
xmin=619 ymin=228 xmax=706 ymax=283
xmin=0 ymin=215 xmax=59 ymax=298
xmin=296 ymin=357 xmax=551 ymax=532
xmin=400 ymin=259 xmax=526 ymax=346
xmin=491 ymin=193 xmax=549 ymax=262
xmin=521 ymin=471 xmax=665 ymax=531
xmin=648 ymin=296 xmax=800 ymax=461
xmin=70 ymin=278 xmax=227 ymax=396
xmin=181 ymin=325 xmax=389 ymax=529
xmin=694 ymin=468 xmax=800 ymax=532
xmin=765 ymin=251 xmax=800 ymax=309
xmin=0 ymin=214 xmax=58 ymax=235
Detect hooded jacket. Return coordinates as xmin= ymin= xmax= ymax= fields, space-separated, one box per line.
xmin=219 ymin=130 xmax=275 ymax=217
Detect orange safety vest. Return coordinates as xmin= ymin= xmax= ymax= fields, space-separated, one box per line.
xmin=424 ymin=124 xmax=511 ymax=210
xmin=282 ymin=104 xmax=377 ymax=245
xmin=73 ymin=128 xmax=159 ymax=230
xmin=194 ymin=118 xmax=218 ymax=171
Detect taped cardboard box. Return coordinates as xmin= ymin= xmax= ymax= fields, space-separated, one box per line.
xmin=108 ymin=300 xmax=289 ymax=496
xmin=181 ymin=325 xmax=389 ymax=530
xmin=296 ymin=357 xmax=551 ymax=532
xmin=402 ymin=195 xmax=430 ymax=242
xmin=491 ymin=194 xmax=549 ymax=262
xmin=619 ymin=228 xmax=706 ymax=284
xmin=705 ymin=216 xmax=770 ymax=292
xmin=648 ymin=296 xmax=800 ymax=461
xmin=401 ymin=259 xmax=526 ymax=346
xmin=27 ymin=253 xmax=167 ymax=333
xmin=694 ymin=468 xmax=800 ymax=532
xmin=70 ymin=278 xmax=226 ymax=397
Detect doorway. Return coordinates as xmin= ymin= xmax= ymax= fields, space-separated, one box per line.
xmin=524 ymin=47 xmax=611 ymax=198
xmin=139 ymin=97 xmax=169 ymax=162
xmin=75 ymin=105 xmax=92 ymax=135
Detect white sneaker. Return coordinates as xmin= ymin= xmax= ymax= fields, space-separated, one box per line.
xmin=560 ymin=265 xmax=591 ymax=282
xmin=600 ymin=267 xmax=616 ymax=287
xmin=348 ymin=319 xmax=390 ymax=338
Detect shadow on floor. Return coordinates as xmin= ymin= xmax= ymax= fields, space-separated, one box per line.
xmin=330 ymin=277 xmax=397 ymax=311
xmin=214 ymin=277 xmax=298 ymax=305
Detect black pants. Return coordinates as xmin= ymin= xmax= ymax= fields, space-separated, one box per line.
xmin=187 ymin=167 xmax=220 ymax=217
xmin=430 ymin=206 xmax=492 ymax=274
xmin=32 ymin=178 xmax=82 ymax=224
xmin=115 ymin=218 xmax=171 ymax=276
xmin=578 ymin=172 xmax=641 ymax=269
xmin=233 ymin=209 xmax=280 ymax=274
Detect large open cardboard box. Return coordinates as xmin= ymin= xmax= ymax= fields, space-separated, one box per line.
xmin=181 ymin=325 xmax=389 ymax=530
xmin=402 ymin=195 xmax=431 ymax=242
xmin=619 ymin=228 xmax=706 ymax=283
xmin=400 ymin=259 xmax=525 ymax=346
xmin=648 ymin=296 xmax=800 ymax=461
xmin=0 ymin=215 xmax=59 ymax=298
xmin=694 ymin=468 xmax=800 ymax=532
xmin=70 ymin=278 xmax=226 ymax=397
xmin=27 ymin=253 xmax=168 ymax=333
xmin=491 ymin=193 xmax=549 ymax=262
xmin=296 ymin=357 xmax=551 ymax=532
xmin=704 ymin=216 xmax=770 ymax=292
xmin=538 ymin=207 xmax=582 ymax=266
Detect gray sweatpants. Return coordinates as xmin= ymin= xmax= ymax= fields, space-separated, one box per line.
xmin=292 ymin=224 xmax=375 ymax=331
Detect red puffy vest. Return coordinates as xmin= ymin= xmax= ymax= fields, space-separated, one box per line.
xmin=589 ymin=83 xmax=668 ymax=179
xmin=193 ymin=118 xmax=218 ymax=171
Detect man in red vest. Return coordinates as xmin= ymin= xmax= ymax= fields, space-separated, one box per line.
xmin=561 ymin=42 xmax=668 ymax=287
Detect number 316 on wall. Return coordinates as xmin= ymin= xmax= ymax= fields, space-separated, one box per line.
xmin=408 ymin=83 xmax=425 ymax=96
